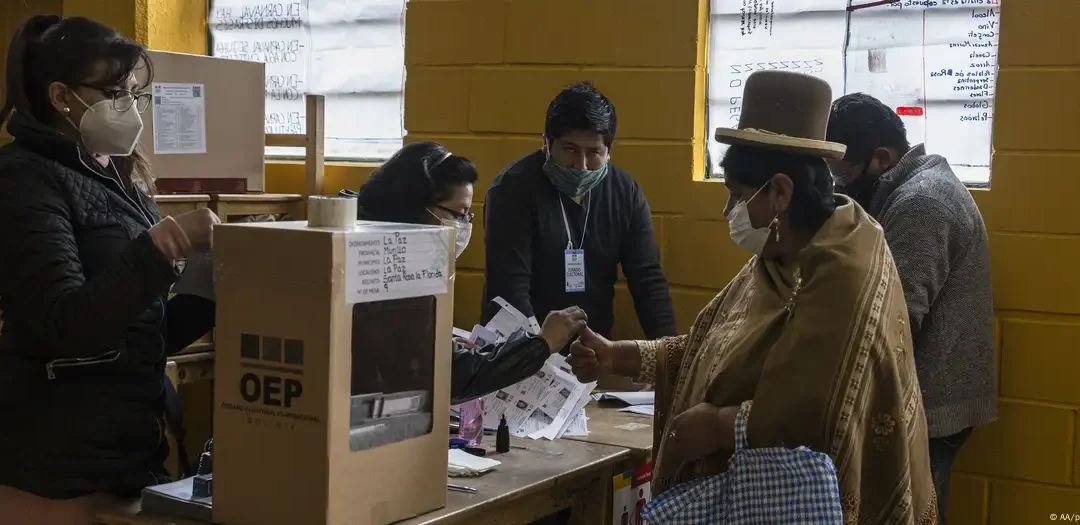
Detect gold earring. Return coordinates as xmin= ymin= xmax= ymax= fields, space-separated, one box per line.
xmin=62 ymin=107 xmax=70 ymax=113
xmin=771 ymin=216 xmax=780 ymax=242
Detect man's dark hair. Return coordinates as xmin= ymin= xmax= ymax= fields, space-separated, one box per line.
xmin=826 ymin=93 xmax=911 ymax=164
xmin=721 ymin=145 xmax=836 ymax=234
xmin=544 ymin=81 xmax=617 ymax=147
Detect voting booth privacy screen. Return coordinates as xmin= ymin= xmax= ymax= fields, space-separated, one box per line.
xmin=139 ymin=50 xmax=266 ymax=193
xmin=212 ymin=220 xmax=455 ymax=525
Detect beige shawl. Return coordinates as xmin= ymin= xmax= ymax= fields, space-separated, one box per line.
xmin=637 ymin=197 xmax=937 ymax=525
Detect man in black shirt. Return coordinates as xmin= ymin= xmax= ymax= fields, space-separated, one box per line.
xmin=482 ymin=82 xmax=677 ymax=339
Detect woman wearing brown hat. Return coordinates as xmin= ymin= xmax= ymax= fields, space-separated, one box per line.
xmin=568 ymin=71 xmax=937 ymax=523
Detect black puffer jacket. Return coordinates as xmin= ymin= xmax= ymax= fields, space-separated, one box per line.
xmin=0 ymin=111 xmax=215 ymax=499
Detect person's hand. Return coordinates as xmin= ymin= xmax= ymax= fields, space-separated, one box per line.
xmin=538 ymin=306 xmax=588 ymax=352
xmin=567 ymin=327 xmax=614 ymax=383
xmin=454 ymin=337 xmax=479 ymax=349
xmin=149 ymin=208 xmax=220 ymax=261
xmin=173 ymin=208 xmax=220 ymax=250
xmin=667 ymin=403 xmax=739 ymax=464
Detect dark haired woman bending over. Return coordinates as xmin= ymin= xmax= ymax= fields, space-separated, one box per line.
xmin=0 ymin=16 xmax=218 ymax=523
xmin=347 ymin=141 xmax=588 ymax=404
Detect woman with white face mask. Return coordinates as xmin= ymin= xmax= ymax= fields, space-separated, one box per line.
xmin=566 ymin=72 xmax=936 ymax=523
xmin=0 ymin=16 xmax=219 ymax=523
xmin=347 ymin=141 xmax=589 ymax=405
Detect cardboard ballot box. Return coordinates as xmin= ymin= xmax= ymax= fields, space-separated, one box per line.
xmin=212 ymin=220 xmax=456 ymax=525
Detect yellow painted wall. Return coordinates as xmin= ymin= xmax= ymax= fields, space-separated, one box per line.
xmin=13 ymin=1 xmax=1080 ymax=522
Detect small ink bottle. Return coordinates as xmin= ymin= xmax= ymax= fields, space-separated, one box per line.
xmin=495 ymin=414 xmax=511 ymax=453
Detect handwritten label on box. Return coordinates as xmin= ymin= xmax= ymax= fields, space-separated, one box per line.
xmin=344 ymin=226 xmax=451 ymax=304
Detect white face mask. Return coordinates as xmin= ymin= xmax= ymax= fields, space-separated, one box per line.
xmin=726 ymin=183 xmax=773 ymax=255
xmin=452 ymin=222 xmax=472 ymax=259
xmin=427 ymin=209 xmax=472 ymax=259
xmin=66 ymin=91 xmax=144 ymax=156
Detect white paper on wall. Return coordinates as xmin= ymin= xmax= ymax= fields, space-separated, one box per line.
xmin=208 ymin=0 xmax=405 ymax=160
xmin=707 ymin=0 xmax=1000 ymax=184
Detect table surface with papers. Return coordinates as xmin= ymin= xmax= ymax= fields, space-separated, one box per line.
xmin=93 ymin=437 xmax=629 ymax=525
xmin=398 ymin=437 xmax=629 ymax=524
xmin=567 ymin=404 xmax=655 ymax=460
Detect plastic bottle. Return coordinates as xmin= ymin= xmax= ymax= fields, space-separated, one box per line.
xmin=457 ymin=398 xmax=484 ymax=446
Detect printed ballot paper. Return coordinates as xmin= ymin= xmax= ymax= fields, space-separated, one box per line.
xmin=469 ymin=298 xmax=595 ymax=440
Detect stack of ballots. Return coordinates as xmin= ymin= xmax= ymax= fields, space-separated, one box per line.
xmin=457 ymin=298 xmax=595 ymax=440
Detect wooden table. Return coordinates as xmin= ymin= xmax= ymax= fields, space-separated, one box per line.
xmin=565 ymin=404 xmax=656 ymax=524
xmin=94 ymin=438 xmax=628 ymax=525
xmin=566 ymin=404 xmax=654 ymax=461
xmin=154 ymin=194 xmax=211 ymax=218
xmin=398 ymin=438 xmax=628 ymax=525
xmin=212 ymin=193 xmax=304 ymax=221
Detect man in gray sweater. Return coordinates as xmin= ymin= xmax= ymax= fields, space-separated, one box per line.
xmin=826 ymin=93 xmax=997 ymax=524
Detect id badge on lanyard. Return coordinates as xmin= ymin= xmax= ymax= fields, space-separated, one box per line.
xmin=560 ymin=196 xmax=589 ymax=293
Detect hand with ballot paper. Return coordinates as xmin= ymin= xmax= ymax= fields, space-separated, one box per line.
xmin=449 ymin=306 xmax=588 ymax=405
xmin=150 ymin=208 xmax=221 ymax=261
xmin=538 ymin=306 xmax=589 ymax=351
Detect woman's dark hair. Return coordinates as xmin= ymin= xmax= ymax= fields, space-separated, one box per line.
xmin=721 ymin=145 xmax=836 ymax=233
xmin=544 ymin=81 xmax=617 ymax=147
xmin=826 ymin=93 xmax=910 ymax=165
xmin=2 ymin=15 xmax=156 ymax=192
xmin=356 ymin=142 xmax=478 ymax=224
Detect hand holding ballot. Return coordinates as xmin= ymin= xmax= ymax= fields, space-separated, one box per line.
xmin=172 ymin=208 xmax=220 ymax=249
xmin=538 ymin=306 xmax=589 ymax=352
xmin=150 ymin=208 xmax=220 ymax=261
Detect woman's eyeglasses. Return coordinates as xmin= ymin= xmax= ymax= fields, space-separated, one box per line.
xmin=432 ymin=205 xmax=474 ymax=224
xmin=104 ymin=89 xmax=153 ymax=114
xmin=81 ymin=85 xmax=153 ymax=114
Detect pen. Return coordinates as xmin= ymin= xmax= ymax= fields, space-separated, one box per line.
xmin=447 ymin=483 xmax=477 ymax=494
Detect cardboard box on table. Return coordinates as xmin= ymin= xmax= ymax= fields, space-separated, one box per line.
xmin=212 ymin=220 xmax=456 ymax=525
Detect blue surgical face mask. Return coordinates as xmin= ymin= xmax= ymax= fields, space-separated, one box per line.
xmin=543 ymin=153 xmax=609 ymax=198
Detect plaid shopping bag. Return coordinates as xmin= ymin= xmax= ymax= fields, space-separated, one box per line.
xmin=642 ymin=401 xmax=844 ymax=524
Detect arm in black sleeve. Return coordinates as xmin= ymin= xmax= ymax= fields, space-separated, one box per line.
xmin=449 ymin=331 xmax=551 ymax=405
xmin=165 ymin=294 xmax=216 ymax=355
xmin=481 ymin=182 xmax=536 ymax=324
xmin=620 ymin=185 xmax=678 ymax=338
xmin=0 ymin=165 xmax=178 ymax=357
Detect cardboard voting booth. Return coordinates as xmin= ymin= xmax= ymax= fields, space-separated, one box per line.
xmin=139 ymin=51 xmax=266 ymax=193
xmin=211 ymin=220 xmax=456 ymax=525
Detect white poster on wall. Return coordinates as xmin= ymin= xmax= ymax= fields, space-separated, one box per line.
xmin=707 ymin=0 xmax=1001 ymax=184
xmin=208 ymin=1 xmax=312 ymax=152
xmin=208 ymin=0 xmax=406 ymax=160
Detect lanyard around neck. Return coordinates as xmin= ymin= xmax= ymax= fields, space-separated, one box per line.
xmin=559 ymin=193 xmax=591 ymax=250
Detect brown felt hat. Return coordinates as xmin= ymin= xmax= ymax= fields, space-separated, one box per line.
xmin=714 ymin=71 xmax=846 ymax=160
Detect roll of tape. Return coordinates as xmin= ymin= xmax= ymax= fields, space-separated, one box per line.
xmin=307 ymin=196 xmax=357 ymax=228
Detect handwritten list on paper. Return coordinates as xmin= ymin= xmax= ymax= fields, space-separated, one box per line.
xmin=344 ymin=227 xmax=451 ymax=304
xmin=208 ymin=1 xmax=310 ymax=141
xmin=707 ymin=0 xmax=1000 ymax=184
xmin=848 ymin=0 xmax=1000 ymax=184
